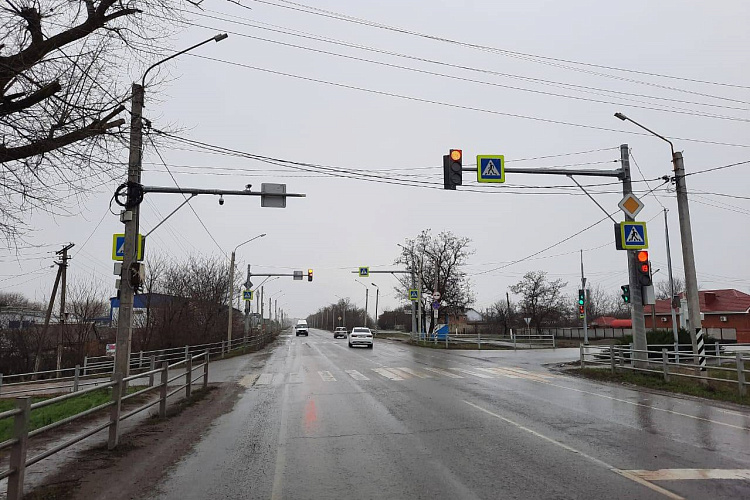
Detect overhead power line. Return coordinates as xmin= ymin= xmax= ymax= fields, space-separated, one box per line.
xmin=249 ymin=0 xmax=750 ymax=96
xmin=189 ymin=53 xmax=750 ymax=149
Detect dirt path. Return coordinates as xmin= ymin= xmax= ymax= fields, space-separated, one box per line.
xmin=25 ymin=382 xmax=243 ymax=500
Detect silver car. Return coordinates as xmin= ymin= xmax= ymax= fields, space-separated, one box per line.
xmin=333 ymin=327 xmax=348 ymax=339
xmin=348 ymin=327 xmax=373 ymax=348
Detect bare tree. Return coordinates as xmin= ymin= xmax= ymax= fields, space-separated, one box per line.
xmin=395 ymin=230 xmax=474 ymax=333
xmin=510 ymin=271 xmax=568 ymax=331
xmin=656 ymin=277 xmax=685 ymax=301
xmin=0 ymin=1 xmax=186 ymax=241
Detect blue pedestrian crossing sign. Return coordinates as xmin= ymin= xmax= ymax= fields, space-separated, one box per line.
xmin=112 ymin=233 xmax=145 ymax=261
xmin=618 ymin=221 xmax=648 ymax=250
xmin=477 ymin=155 xmax=505 ymax=183
xmin=243 ymin=290 xmax=254 ymax=301
xmin=409 ymin=289 xmax=419 ymax=301
xmin=359 ymin=267 xmax=369 ymax=277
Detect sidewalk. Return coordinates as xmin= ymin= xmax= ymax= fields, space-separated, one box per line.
xmin=0 ymin=345 xmax=276 ymax=499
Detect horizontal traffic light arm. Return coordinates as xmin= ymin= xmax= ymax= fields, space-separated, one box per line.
xmin=462 ymin=166 xmax=624 ymax=179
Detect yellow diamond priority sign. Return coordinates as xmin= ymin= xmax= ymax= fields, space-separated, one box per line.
xmin=618 ymin=193 xmax=644 ymax=219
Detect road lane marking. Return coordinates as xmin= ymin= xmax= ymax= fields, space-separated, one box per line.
xmin=318 ymin=370 xmax=336 ymax=382
xmin=451 ymin=367 xmax=494 ymax=379
xmin=544 ymin=379 xmax=750 ymax=431
xmin=373 ymin=368 xmax=404 ymax=381
xmin=625 ymin=469 xmax=750 ymax=481
xmin=384 ymin=368 xmax=414 ymax=379
xmin=477 ymin=367 xmax=520 ymax=379
xmin=345 ymin=370 xmax=369 ymax=381
xmin=256 ymin=373 xmax=274 ymax=386
xmin=464 ymin=400 xmax=684 ymax=500
xmin=271 ymin=385 xmax=290 ymax=500
xmin=397 ymin=367 xmax=433 ymax=378
xmin=239 ymin=374 xmax=259 ymax=388
xmin=421 ymin=367 xmax=463 ymax=378
xmin=288 ymin=372 xmax=303 ymax=384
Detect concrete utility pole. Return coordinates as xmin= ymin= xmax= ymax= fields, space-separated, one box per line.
xmin=620 ymin=145 xmax=648 ymax=365
xmin=411 ymin=264 xmax=417 ymax=335
xmin=580 ymin=250 xmax=589 ymax=345
xmin=371 ymin=283 xmax=379 ymax=330
xmin=664 ymin=209 xmax=680 ymax=344
xmin=673 ymin=152 xmax=705 ymax=368
xmin=227 ymin=234 xmax=266 ymax=345
xmin=56 ymin=244 xmax=73 ymax=377
xmin=114 ymin=81 xmax=144 ymax=379
xmin=614 ymin=113 xmax=705 ymax=371
xmin=244 ymin=264 xmax=252 ymax=336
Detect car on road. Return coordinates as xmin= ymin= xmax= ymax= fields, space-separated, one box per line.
xmin=348 ymin=327 xmax=373 ymax=348
xmin=295 ymin=320 xmax=309 ymax=336
xmin=333 ymin=327 xmax=347 ymax=339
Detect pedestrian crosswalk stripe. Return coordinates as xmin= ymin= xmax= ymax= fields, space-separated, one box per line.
xmin=288 ymin=372 xmax=303 ymax=384
xmin=397 ymin=367 xmax=433 ymax=379
xmin=383 ymin=368 xmax=414 ymax=379
xmin=240 ymin=374 xmax=259 ymax=387
xmin=421 ymin=367 xmax=463 ymax=378
xmin=318 ymin=370 xmax=336 ymax=382
xmin=256 ymin=373 xmax=274 ymax=385
xmin=477 ymin=367 xmax=520 ymax=379
xmin=450 ymin=367 xmax=494 ymax=379
xmin=372 ymin=368 xmax=404 ymax=381
xmin=346 ymin=370 xmax=369 ymax=381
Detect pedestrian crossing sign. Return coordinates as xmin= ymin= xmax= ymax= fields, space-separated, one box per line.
xmin=617 ymin=221 xmax=648 ymax=250
xmin=409 ymin=289 xmax=419 ymax=301
xmin=243 ymin=290 xmax=254 ymax=301
xmin=477 ymin=155 xmax=505 ymax=183
xmin=359 ymin=267 xmax=369 ymax=277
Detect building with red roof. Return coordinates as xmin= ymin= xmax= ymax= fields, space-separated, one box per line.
xmin=643 ymin=289 xmax=750 ymax=342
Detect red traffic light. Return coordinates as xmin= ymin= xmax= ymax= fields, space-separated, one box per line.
xmin=640 ymin=263 xmax=650 ymax=273
xmin=450 ymin=149 xmax=462 ymax=161
xmin=637 ymin=250 xmax=649 ymax=263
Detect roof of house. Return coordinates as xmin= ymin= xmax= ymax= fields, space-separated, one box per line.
xmin=645 ymin=289 xmax=750 ymax=315
xmin=590 ymin=316 xmax=618 ymax=327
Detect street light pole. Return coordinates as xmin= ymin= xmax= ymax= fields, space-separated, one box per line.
xmin=371 ymin=283 xmax=379 ymax=330
xmin=615 ymin=112 xmax=705 ymax=370
xmin=355 ymin=280 xmax=368 ymax=327
xmin=227 ymin=233 xmax=266 ymax=346
xmin=115 ymin=34 xmax=228 ymax=379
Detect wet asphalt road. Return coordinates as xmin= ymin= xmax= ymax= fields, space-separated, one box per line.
xmin=150 ymin=329 xmax=750 ymax=500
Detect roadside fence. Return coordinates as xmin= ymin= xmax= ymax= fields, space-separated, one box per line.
xmin=0 ymin=349 xmax=211 ymax=500
xmin=0 ymin=330 xmax=277 ymax=398
xmin=579 ymin=344 xmax=750 ymax=397
xmin=410 ymin=331 xmax=555 ymax=349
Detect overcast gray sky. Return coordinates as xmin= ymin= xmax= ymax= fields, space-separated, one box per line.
xmin=3 ymin=0 xmax=749 ymax=320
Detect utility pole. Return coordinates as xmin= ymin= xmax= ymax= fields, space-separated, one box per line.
xmin=674 ymin=152 xmax=705 ymax=370
xmin=260 ymin=286 xmax=264 ymax=327
xmin=56 ymin=244 xmax=73 ymax=377
xmin=115 ymin=82 xmax=144 ymax=379
xmin=664 ymin=209 xmax=679 ymax=344
xmin=506 ymin=291 xmax=512 ymax=336
xmin=244 ymin=264 xmax=252 ymax=336
xmin=580 ymin=249 xmax=589 ymax=345
xmin=621 ymin=144 xmax=648 ymax=365
xmin=411 ymin=263 xmax=417 ymax=335
xmin=364 ymin=288 xmax=369 ymax=327
xmin=34 ymin=252 xmax=64 ymax=374
xmin=227 ymin=249 xmax=236 ymax=345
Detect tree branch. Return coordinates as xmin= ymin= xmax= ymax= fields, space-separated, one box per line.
xmin=0 ymin=80 xmax=61 ymax=116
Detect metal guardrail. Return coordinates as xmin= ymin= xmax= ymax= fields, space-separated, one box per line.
xmin=0 ymin=330 xmax=278 ymax=398
xmin=0 ymin=350 xmax=211 ymax=500
xmin=580 ymin=344 xmax=750 ymax=397
xmin=408 ymin=331 xmax=555 ymax=349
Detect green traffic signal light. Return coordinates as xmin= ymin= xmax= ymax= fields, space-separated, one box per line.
xmin=621 ymin=284 xmax=630 ymax=303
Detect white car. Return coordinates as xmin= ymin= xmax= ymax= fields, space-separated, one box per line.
xmin=295 ymin=320 xmax=309 ymax=336
xmin=348 ymin=327 xmax=373 ymax=348
xmin=333 ymin=327 xmax=347 ymax=339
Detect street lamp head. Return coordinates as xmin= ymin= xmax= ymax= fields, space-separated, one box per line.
xmin=214 ymin=33 xmax=229 ymax=42
xmin=371 ymin=282 xmax=378 ymax=287
xmin=614 ymin=112 xmax=628 ymax=121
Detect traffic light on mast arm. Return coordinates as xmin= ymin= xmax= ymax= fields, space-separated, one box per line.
xmin=443 ymin=149 xmax=463 ymax=190
xmin=578 ymin=289 xmax=585 ymax=317
xmin=621 ymin=284 xmax=630 ymax=304
xmin=636 ymin=251 xmax=652 ymax=286
xmin=308 ymin=269 xmax=313 ymax=282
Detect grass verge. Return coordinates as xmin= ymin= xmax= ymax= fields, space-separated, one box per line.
xmin=574 ymin=367 xmax=750 ymax=406
xmin=0 ymin=386 xmax=146 ymax=442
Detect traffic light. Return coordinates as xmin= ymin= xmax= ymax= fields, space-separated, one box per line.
xmin=308 ymin=269 xmax=313 ymax=282
xmin=636 ymin=251 xmax=652 ymax=286
xmin=578 ymin=289 xmax=585 ymax=318
xmin=621 ymin=284 xmax=630 ymax=304
xmin=443 ymin=149 xmax=463 ymax=190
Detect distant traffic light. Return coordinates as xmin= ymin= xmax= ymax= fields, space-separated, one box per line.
xmin=577 ymin=289 xmax=585 ymax=318
xmin=621 ymin=284 xmax=630 ymax=304
xmin=308 ymin=269 xmax=313 ymax=282
xmin=636 ymin=251 xmax=652 ymax=286
xmin=443 ymin=149 xmax=463 ymax=190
